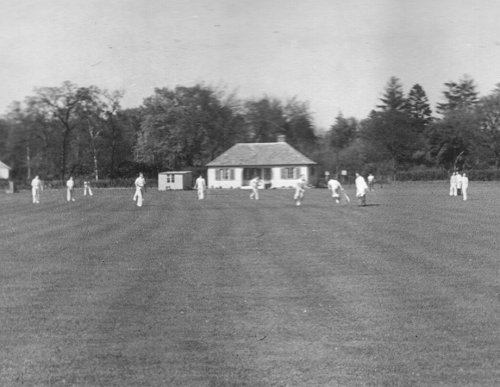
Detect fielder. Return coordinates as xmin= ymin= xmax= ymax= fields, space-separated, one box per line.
xmin=294 ymin=175 xmax=307 ymax=206
xmin=461 ymin=172 xmax=469 ymax=201
xmin=249 ymin=176 xmax=260 ymax=200
xmin=194 ymin=174 xmax=206 ymax=200
xmin=449 ymin=172 xmax=458 ymax=196
xmin=327 ymin=177 xmax=344 ymax=204
xmin=31 ymin=175 xmax=41 ymax=204
xmin=66 ymin=176 xmax=75 ymax=202
xmin=133 ymin=172 xmax=146 ymax=207
xmin=355 ymin=173 xmax=369 ymax=206
xmin=83 ymin=180 xmax=93 ymax=196
xmin=367 ymin=173 xmax=375 ymax=191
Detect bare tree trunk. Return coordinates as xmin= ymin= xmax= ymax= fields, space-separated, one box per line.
xmin=453 ymin=151 xmax=464 ymax=171
xmin=26 ymin=142 xmax=31 ymax=180
xmin=87 ymin=119 xmax=101 ymax=181
xmin=61 ymin=125 xmax=72 ymax=180
xmin=93 ymin=148 xmax=99 ymax=181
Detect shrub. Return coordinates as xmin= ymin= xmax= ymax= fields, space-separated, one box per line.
xmin=467 ymin=169 xmax=500 ymax=181
xmin=395 ymin=169 xmax=448 ymax=181
xmin=12 ymin=178 xmax=159 ymax=190
xmin=394 ymin=168 xmax=500 ymax=181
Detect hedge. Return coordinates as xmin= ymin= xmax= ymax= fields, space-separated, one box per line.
xmin=394 ymin=169 xmax=500 ymax=181
xmin=12 ymin=178 xmax=159 ymax=190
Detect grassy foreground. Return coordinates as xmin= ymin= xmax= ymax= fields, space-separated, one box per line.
xmin=1 ymin=183 xmax=499 ymax=386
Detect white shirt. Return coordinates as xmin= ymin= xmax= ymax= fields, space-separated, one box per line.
xmin=296 ymin=178 xmax=306 ymax=191
xmin=135 ymin=176 xmax=145 ymax=188
xmin=355 ymin=176 xmax=368 ymax=197
xmin=250 ymin=177 xmax=260 ymax=189
xmin=327 ymin=179 xmax=342 ymax=194
xmin=195 ymin=177 xmax=206 ymax=189
xmin=66 ymin=179 xmax=74 ymax=189
xmin=31 ymin=177 xmax=41 ymax=189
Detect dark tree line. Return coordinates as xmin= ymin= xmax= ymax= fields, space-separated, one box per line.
xmin=319 ymin=75 xmax=500 ymax=178
xmin=2 ymin=75 xmax=500 ymax=182
xmin=0 ymin=82 xmax=318 ymax=181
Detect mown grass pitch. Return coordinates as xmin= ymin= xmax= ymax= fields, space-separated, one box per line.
xmin=1 ymin=183 xmax=499 ymax=386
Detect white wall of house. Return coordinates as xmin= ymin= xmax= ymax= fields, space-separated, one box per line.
xmin=207 ymin=167 xmax=243 ymax=188
xmin=208 ymin=165 xmax=314 ymax=189
xmin=269 ymin=166 xmax=311 ymax=188
xmin=0 ymin=167 xmax=9 ymax=180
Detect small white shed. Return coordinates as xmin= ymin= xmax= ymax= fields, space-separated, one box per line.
xmin=0 ymin=160 xmax=11 ymax=180
xmin=158 ymin=171 xmax=193 ymax=190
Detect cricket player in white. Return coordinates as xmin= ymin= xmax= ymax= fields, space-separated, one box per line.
xmin=31 ymin=175 xmax=41 ymax=204
xmin=83 ymin=180 xmax=93 ymax=196
xmin=133 ymin=172 xmax=146 ymax=207
xmin=66 ymin=176 xmax=75 ymax=202
xmin=461 ymin=173 xmax=469 ymax=201
xmin=367 ymin=173 xmax=375 ymax=191
xmin=194 ymin=175 xmax=206 ymax=200
xmin=449 ymin=172 xmax=458 ymax=196
xmin=327 ymin=177 xmax=344 ymax=204
xmin=249 ymin=176 xmax=260 ymax=200
xmin=355 ymin=173 xmax=369 ymax=206
xmin=294 ymin=175 xmax=307 ymax=206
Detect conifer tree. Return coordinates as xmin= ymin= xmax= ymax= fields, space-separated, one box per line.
xmin=377 ymin=76 xmax=406 ymax=111
xmin=406 ymin=84 xmax=433 ymax=129
xmin=436 ymin=75 xmax=479 ymax=115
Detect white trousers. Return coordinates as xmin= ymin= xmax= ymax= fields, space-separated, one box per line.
xmin=32 ymin=187 xmax=40 ymax=203
xmin=197 ymin=188 xmax=204 ymax=200
xmin=294 ymin=189 xmax=304 ymax=201
xmin=250 ymin=188 xmax=259 ymax=200
xmin=133 ymin=187 xmax=144 ymax=207
xmin=84 ymin=186 xmax=93 ymax=196
xmin=67 ymin=188 xmax=74 ymax=202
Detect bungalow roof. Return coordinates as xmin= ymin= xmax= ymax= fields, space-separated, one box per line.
xmin=206 ymin=142 xmax=316 ymax=167
xmin=0 ymin=160 xmax=11 ymax=170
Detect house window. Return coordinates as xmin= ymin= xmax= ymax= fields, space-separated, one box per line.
xmin=215 ymin=168 xmax=235 ymax=181
xmin=281 ymin=167 xmax=300 ymax=179
xmin=166 ymin=174 xmax=175 ymax=183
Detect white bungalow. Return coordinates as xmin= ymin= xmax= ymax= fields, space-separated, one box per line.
xmin=206 ymin=136 xmax=317 ymax=189
xmin=0 ymin=160 xmax=11 ymax=180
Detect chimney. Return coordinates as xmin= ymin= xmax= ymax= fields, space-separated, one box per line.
xmin=277 ymin=134 xmax=286 ymax=143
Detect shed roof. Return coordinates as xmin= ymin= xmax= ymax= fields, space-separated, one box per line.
xmin=0 ymin=160 xmax=12 ymax=170
xmin=159 ymin=171 xmax=192 ymax=174
xmin=206 ymin=142 xmax=316 ymax=167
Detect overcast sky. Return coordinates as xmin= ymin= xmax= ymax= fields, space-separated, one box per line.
xmin=2 ymin=0 xmax=500 ymax=129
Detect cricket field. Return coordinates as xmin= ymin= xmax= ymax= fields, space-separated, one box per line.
xmin=1 ymin=183 xmax=499 ymax=386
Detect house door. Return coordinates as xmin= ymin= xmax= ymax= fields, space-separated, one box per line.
xmin=263 ymin=168 xmax=272 ymax=188
xmin=242 ymin=167 xmax=272 ymax=187
xmin=243 ymin=168 xmax=259 ymax=186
